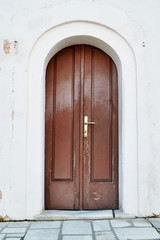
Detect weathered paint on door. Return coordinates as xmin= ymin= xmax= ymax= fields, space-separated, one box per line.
xmin=45 ymin=45 xmax=118 ymax=210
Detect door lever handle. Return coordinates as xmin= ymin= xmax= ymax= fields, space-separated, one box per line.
xmin=87 ymin=121 xmax=95 ymax=125
xmin=84 ymin=116 xmax=95 ymax=137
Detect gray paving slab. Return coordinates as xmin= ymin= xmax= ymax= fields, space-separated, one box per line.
xmin=95 ymin=231 xmax=116 ymax=240
xmin=114 ymin=227 xmax=160 ymax=239
xmin=0 ymin=223 xmax=8 ymax=228
xmin=62 ymin=221 xmax=92 ymax=235
xmin=0 ymin=234 xmax=5 ymax=240
xmin=114 ymin=210 xmax=135 ymax=218
xmin=110 ymin=219 xmax=131 ymax=228
xmin=63 ymin=236 xmax=93 ymax=240
xmin=93 ymin=220 xmax=110 ymax=231
xmin=5 ymin=238 xmax=21 ymax=240
xmin=30 ymin=221 xmax=61 ymax=228
xmin=7 ymin=221 xmax=31 ymax=228
xmin=1 ymin=227 xmax=26 ymax=234
xmin=148 ymin=218 xmax=160 ymax=229
xmin=131 ymin=218 xmax=152 ymax=227
xmin=24 ymin=229 xmax=60 ymax=240
xmin=6 ymin=233 xmax=25 ymax=237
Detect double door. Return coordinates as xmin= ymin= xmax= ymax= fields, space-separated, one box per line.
xmin=45 ymin=45 xmax=118 ymax=210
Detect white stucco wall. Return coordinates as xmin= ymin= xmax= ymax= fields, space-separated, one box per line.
xmin=0 ymin=0 xmax=160 ymax=219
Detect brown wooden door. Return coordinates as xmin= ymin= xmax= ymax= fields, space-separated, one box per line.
xmin=45 ymin=45 xmax=118 ymax=210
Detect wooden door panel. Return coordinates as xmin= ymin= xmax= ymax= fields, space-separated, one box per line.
xmin=49 ymin=183 xmax=75 ymax=209
xmin=53 ymin=49 xmax=74 ymax=180
xmin=92 ymin=100 xmax=112 ymax=181
xmin=88 ymin=184 xmax=115 ymax=209
xmin=45 ymin=47 xmax=80 ymax=209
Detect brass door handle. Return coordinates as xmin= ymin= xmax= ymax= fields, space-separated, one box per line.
xmin=84 ymin=116 xmax=95 ymax=137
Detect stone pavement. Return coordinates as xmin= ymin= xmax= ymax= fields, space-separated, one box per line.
xmin=0 ymin=218 xmax=160 ymax=240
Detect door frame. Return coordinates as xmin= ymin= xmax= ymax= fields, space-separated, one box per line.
xmin=26 ymin=21 xmax=138 ymax=218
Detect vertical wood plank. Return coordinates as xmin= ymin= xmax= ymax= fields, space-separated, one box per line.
xmin=45 ymin=58 xmax=54 ymax=209
xmin=91 ymin=49 xmax=112 ymax=181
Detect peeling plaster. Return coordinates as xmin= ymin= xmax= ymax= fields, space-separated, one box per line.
xmin=3 ymin=40 xmax=10 ymax=54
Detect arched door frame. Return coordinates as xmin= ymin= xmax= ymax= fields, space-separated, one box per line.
xmin=26 ymin=21 xmax=138 ymax=218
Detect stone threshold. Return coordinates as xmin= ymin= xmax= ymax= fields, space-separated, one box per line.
xmin=34 ymin=210 xmax=135 ymax=221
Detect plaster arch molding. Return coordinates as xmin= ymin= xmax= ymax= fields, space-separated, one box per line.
xmin=27 ymin=21 xmax=138 ymax=218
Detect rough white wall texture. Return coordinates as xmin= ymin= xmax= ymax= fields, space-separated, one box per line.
xmin=0 ymin=0 xmax=160 ymax=219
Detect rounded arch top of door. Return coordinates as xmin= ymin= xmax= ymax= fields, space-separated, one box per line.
xmin=45 ymin=45 xmax=118 ymax=210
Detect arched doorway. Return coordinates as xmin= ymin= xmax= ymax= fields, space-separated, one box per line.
xmin=45 ymin=45 xmax=118 ymax=210
xmin=27 ymin=20 xmax=138 ymax=218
